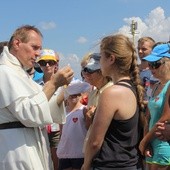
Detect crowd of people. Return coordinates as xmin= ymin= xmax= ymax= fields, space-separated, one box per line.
xmin=0 ymin=24 xmax=170 ymax=170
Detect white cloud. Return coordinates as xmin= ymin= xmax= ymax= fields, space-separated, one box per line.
xmin=58 ymin=7 xmax=170 ymax=79
xmin=77 ymin=36 xmax=88 ymax=44
xmin=39 ymin=21 xmax=56 ymax=30
xmin=58 ymin=53 xmax=82 ymax=79
xmin=117 ymin=7 xmax=170 ymax=44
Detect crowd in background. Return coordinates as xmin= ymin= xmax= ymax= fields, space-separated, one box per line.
xmin=0 ymin=25 xmax=170 ymax=170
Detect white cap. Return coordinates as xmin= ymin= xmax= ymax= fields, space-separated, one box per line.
xmin=64 ymin=78 xmax=91 ymax=99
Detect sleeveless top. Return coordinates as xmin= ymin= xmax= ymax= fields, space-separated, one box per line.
xmin=92 ymin=80 xmax=141 ymax=170
xmin=146 ymin=81 xmax=170 ymax=165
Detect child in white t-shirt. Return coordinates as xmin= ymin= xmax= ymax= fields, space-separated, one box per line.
xmin=57 ymin=79 xmax=91 ymax=170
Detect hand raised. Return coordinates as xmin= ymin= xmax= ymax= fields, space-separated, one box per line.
xmin=53 ymin=65 xmax=74 ymax=88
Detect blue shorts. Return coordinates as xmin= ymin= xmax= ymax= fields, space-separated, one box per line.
xmin=59 ymin=158 xmax=84 ymax=169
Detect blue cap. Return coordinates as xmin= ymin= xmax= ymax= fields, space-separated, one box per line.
xmin=143 ymin=43 xmax=170 ymax=62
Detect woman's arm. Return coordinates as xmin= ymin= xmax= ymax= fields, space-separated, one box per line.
xmin=82 ymin=87 xmax=117 ymax=170
xmin=139 ymin=107 xmax=151 ymax=155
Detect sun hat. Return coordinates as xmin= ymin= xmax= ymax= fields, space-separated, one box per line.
xmin=84 ymin=53 xmax=101 ymax=71
xmin=64 ymin=78 xmax=91 ymax=99
xmin=37 ymin=49 xmax=57 ymax=62
xmin=143 ymin=43 xmax=170 ymax=62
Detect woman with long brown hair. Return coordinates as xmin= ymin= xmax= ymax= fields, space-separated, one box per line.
xmin=82 ymin=34 xmax=144 ymax=170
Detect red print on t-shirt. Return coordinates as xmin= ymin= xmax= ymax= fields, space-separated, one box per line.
xmin=72 ymin=117 xmax=78 ymax=123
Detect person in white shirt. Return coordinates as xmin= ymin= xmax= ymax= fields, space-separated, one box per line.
xmin=0 ymin=25 xmax=73 ymax=170
xmin=57 ymin=79 xmax=91 ymax=170
xmin=35 ymin=48 xmax=65 ymax=170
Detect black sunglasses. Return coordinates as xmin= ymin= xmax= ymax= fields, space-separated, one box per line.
xmin=81 ymin=67 xmax=99 ymax=74
xmin=69 ymin=94 xmax=81 ymax=98
xmin=38 ymin=60 xmax=56 ymax=66
xmin=148 ymin=60 xmax=165 ymax=69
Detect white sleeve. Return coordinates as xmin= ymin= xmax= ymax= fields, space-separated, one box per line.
xmin=7 ymin=91 xmax=53 ymax=127
xmin=48 ymin=88 xmax=66 ymax=124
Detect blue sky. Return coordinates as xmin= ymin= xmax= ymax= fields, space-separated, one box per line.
xmin=1 ymin=0 xmax=170 ymax=78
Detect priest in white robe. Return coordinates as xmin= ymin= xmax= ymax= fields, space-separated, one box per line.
xmin=0 ymin=25 xmax=73 ymax=170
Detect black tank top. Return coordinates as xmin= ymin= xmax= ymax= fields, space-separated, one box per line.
xmin=92 ymin=80 xmax=141 ymax=170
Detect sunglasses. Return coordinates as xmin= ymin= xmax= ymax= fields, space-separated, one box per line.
xmin=69 ymin=94 xmax=81 ymax=99
xmin=38 ymin=60 xmax=56 ymax=66
xmin=81 ymin=67 xmax=99 ymax=74
xmin=148 ymin=60 xmax=165 ymax=69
